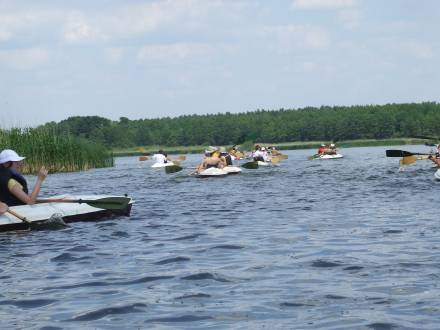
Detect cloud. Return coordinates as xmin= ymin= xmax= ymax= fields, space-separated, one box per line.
xmin=63 ymin=12 xmax=101 ymax=43
xmin=337 ymin=9 xmax=361 ymax=29
xmin=262 ymin=24 xmax=331 ymax=51
xmin=401 ymin=40 xmax=434 ymax=59
xmin=291 ymin=0 xmax=358 ymax=10
xmin=0 ymin=48 xmax=49 ymax=70
xmin=136 ymin=42 xmax=214 ymax=64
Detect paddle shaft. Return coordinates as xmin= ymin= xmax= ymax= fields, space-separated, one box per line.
xmin=7 ymin=209 xmax=31 ymax=224
xmin=386 ymin=149 xmax=431 ymax=157
xmin=37 ymin=197 xmax=131 ymax=210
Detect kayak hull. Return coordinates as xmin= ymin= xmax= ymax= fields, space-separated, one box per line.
xmin=223 ymin=166 xmax=242 ymax=174
xmin=310 ymin=153 xmax=344 ymax=160
xmin=0 ymin=195 xmax=133 ymax=233
xmin=197 ymin=167 xmax=228 ymax=177
xmin=435 ymin=169 xmax=440 ymax=180
xmin=151 ymin=162 xmax=175 ymax=168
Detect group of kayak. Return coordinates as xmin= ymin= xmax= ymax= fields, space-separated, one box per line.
xmin=148 ymin=144 xmax=287 ymax=177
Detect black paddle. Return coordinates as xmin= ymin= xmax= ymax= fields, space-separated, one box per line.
xmin=165 ymin=165 xmax=183 ymax=174
xmin=385 ymin=149 xmax=431 ymax=157
xmin=37 ymin=197 xmax=131 ymax=211
xmin=241 ymin=161 xmax=259 ymax=169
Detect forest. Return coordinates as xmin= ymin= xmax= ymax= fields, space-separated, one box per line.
xmin=37 ymin=102 xmax=440 ymax=148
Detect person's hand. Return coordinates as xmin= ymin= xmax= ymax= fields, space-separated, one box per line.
xmin=37 ymin=166 xmax=48 ymax=181
xmin=0 ymin=202 xmax=8 ymax=214
xmin=428 ymin=154 xmax=433 ymax=160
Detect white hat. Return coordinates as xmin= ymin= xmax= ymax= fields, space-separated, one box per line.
xmin=321 ymin=144 xmax=326 ymax=147
xmin=330 ymin=143 xmax=335 ymax=147
xmin=204 ymin=146 xmax=218 ymax=154
xmin=0 ymin=149 xmax=25 ymax=164
xmin=261 ymin=147 xmax=266 ymax=151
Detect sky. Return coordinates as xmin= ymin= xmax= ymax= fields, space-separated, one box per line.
xmin=0 ymin=0 xmax=439 ymax=127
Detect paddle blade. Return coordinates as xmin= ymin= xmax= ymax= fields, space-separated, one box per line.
xmin=386 ymin=150 xmax=412 ymax=157
xmin=271 ymin=156 xmax=281 ymax=164
xmin=84 ymin=197 xmax=131 ymax=210
xmin=165 ymin=165 xmax=183 ymax=174
xmin=139 ymin=156 xmax=148 ymax=161
xmin=400 ymin=156 xmax=417 ymax=166
xmin=176 ymin=155 xmax=186 ymax=161
xmin=241 ymin=161 xmax=259 ymax=169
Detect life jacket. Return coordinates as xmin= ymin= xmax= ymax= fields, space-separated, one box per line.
xmin=0 ymin=168 xmax=28 ymax=206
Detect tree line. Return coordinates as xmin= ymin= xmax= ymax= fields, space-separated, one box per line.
xmin=38 ymin=102 xmax=440 ymax=148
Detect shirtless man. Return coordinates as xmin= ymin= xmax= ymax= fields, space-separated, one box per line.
xmin=196 ymin=149 xmax=226 ymax=174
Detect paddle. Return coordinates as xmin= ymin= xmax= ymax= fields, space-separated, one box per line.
xmin=385 ymin=150 xmax=431 ymax=157
xmin=165 ymin=165 xmax=183 ymax=174
xmin=139 ymin=156 xmax=149 ymax=161
xmin=6 ymin=208 xmax=31 ymax=225
xmin=241 ymin=161 xmax=259 ymax=169
xmin=37 ymin=197 xmax=131 ymax=211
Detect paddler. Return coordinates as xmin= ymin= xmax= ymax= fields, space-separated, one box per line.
xmin=196 ymin=147 xmax=226 ymax=174
xmin=252 ymin=145 xmax=265 ymax=162
xmin=151 ymin=149 xmax=169 ymax=164
xmin=219 ymin=147 xmax=233 ymax=166
xmin=317 ymin=144 xmax=326 ymax=155
xmin=0 ymin=149 xmax=48 ymax=206
xmin=328 ymin=143 xmax=337 ymax=155
xmin=428 ymin=155 xmax=440 ymax=167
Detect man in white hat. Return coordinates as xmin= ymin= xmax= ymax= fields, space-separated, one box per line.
xmin=0 ymin=149 xmax=48 ymax=206
xmin=196 ymin=147 xmax=226 ymax=174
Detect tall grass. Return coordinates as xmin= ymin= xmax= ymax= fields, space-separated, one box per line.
xmin=0 ymin=128 xmax=113 ymax=174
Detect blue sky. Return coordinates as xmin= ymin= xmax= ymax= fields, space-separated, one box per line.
xmin=0 ymin=0 xmax=439 ymax=127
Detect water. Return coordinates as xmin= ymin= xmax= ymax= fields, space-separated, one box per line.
xmin=1 ymin=146 xmax=440 ymax=329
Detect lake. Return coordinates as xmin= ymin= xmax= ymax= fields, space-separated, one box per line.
xmin=1 ymin=146 xmax=439 ymax=329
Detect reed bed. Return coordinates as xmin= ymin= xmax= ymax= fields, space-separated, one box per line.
xmin=0 ymin=128 xmax=113 ymax=174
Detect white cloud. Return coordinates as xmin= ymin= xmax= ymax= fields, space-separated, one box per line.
xmin=104 ymin=47 xmax=125 ymax=64
xmin=136 ymin=42 xmax=214 ymax=64
xmin=337 ymin=9 xmax=361 ymax=29
xmin=401 ymin=40 xmax=434 ymax=59
xmin=291 ymin=0 xmax=358 ymax=10
xmin=263 ymin=24 xmax=331 ymax=51
xmin=0 ymin=48 xmax=49 ymax=70
xmin=63 ymin=12 xmax=101 ymax=43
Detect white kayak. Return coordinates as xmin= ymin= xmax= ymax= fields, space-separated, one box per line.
xmin=434 ymin=169 xmax=440 ymax=180
xmin=257 ymin=161 xmax=271 ymax=166
xmin=151 ymin=162 xmax=175 ymax=168
xmin=0 ymin=195 xmax=134 ymax=233
xmin=197 ymin=167 xmax=228 ymax=177
xmin=311 ymin=153 xmax=344 ymax=160
xmin=222 ymin=166 xmax=242 ymax=174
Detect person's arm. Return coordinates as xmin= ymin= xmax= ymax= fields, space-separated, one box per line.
xmin=10 ymin=167 xmax=48 ymax=205
xmin=428 ymin=155 xmax=440 ymax=167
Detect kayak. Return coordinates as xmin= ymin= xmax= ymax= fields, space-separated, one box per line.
xmin=197 ymin=167 xmax=228 ymax=177
xmin=257 ymin=161 xmax=271 ymax=166
xmin=435 ymin=169 xmax=440 ymax=180
xmin=222 ymin=166 xmax=242 ymax=174
xmin=309 ymin=153 xmax=344 ymax=160
xmin=151 ymin=162 xmax=175 ymax=168
xmin=0 ymin=195 xmax=133 ymax=233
